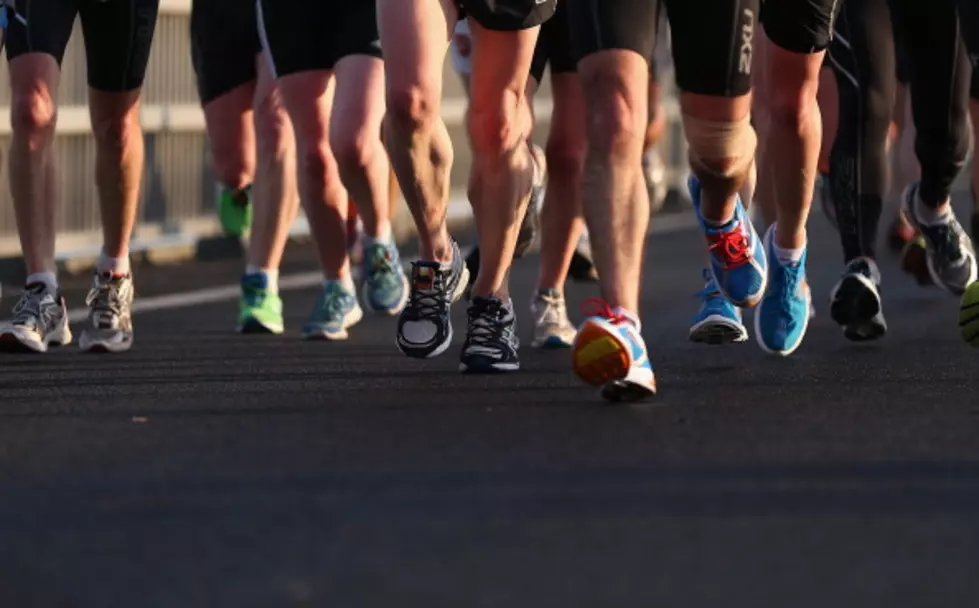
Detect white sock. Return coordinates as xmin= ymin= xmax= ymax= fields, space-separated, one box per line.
xmin=97 ymin=252 xmax=130 ymax=276
xmin=914 ymin=193 xmax=951 ymax=226
xmin=773 ymin=244 xmax=805 ymax=266
xmin=26 ymin=271 xmax=57 ymax=293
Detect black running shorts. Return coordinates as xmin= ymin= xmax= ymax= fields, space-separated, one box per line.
xmin=762 ymin=0 xmax=842 ymax=54
xmin=458 ymin=0 xmax=556 ymax=31
xmin=5 ymin=0 xmax=160 ymax=92
xmin=190 ymin=0 xmax=262 ymax=104
xmin=257 ymin=0 xmax=381 ymax=77
xmin=529 ymin=0 xmax=575 ymax=84
xmin=569 ymin=0 xmax=758 ymax=97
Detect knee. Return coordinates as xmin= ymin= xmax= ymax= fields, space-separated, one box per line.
xmin=385 ymin=82 xmax=441 ymax=134
xmin=580 ymin=70 xmax=645 ymax=157
xmin=767 ymin=77 xmax=821 ymax=133
xmin=683 ymin=112 xmax=757 ymax=197
xmin=10 ymin=89 xmax=57 ymax=150
xmin=296 ymin=136 xmax=339 ymax=187
xmin=466 ymin=87 xmax=526 ymax=157
xmin=254 ymin=93 xmax=292 ymax=155
xmin=91 ymin=108 xmax=140 ymax=155
xmin=330 ymin=122 xmax=377 ymax=178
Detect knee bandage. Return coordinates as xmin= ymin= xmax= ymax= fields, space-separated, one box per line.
xmin=682 ymin=113 xmax=757 ymax=197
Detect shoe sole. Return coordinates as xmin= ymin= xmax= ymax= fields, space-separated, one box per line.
xmin=829 ymin=274 xmax=886 ymax=342
xmin=302 ymin=307 xmax=363 ymax=341
xmin=238 ymin=317 xmax=284 ymax=335
xmin=0 ymin=325 xmax=72 ymax=353
xmin=689 ymin=316 xmax=749 ymax=345
xmin=532 ymin=334 xmax=574 ymax=349
xmin=78 ymin=333 xmax=132 ymax=353
xmin=601 ymin=379 xmax=656 ymax=404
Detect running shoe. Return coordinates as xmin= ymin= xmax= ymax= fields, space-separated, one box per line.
xmin=644 ymin=148 xmax=668 ymax=214
xmin=459 ymin=296 xmax=520 ymax=373
xmin=217 ymin=185 xmax=253 ymax=237
xmin=397 ymin=239 xmax=470 ymax=358
xmin=755 ymin=224 xmax=811 ymax=356
xmin=530 ymin=288 xmax=576 ymax=349
xmin=237 ymin=272 xmax=284 ymax=334
xmin=79 ymin=272 xmax=135 ymax=353
xmin=568 ymin=232 xmax=599 ymax=283
xmin=689 ymin=174 xmax=768 ymax=308
xmin=301 ymin=281 xmax=362 ymax=341
xmin=362 ymin=241 xmax=409 ymax=315
xmin=689 ymin=269 xmax=748 ymax=345
xmin=572 ymin=298 xmax=656 ymax=403
xmin=829 ymin=257 xmax=887 ymax=341
xmin=900 ymin=182 xmax=977 ymax=295
xmin=0 ymin=282 xmax=71 ymax=353
xmin=518 ymin=144 xmax=546 ymax=256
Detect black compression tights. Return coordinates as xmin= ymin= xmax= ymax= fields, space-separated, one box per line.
xmin=827 ymin=0 xmax=972 ymax=262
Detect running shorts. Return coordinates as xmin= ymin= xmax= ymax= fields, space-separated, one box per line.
xmin=257 ymin=0 xmax=381 ymax=78
xmin=457 ymin=0 xmax=556 ymax=31
xmin=191 ymin=0 xmax=262 ymax=104
xmin=569 ymin=0 xmax=756 ymax=97
xmin=762 ymin=0 xmax=843 ymax=54
xmin=5 ymin=0 xmax=160 ymax=92
xmin=529 ymin=0 xmax=575 ymax=85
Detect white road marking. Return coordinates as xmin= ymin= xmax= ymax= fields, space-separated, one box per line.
xmin=55 ymin=206 xmax=696 ymax=322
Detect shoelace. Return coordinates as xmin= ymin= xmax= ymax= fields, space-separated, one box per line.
xmin=11 ymin=285 xmax=47 ymax=328
xmin=86 ymin=276 xmax=126 ymax=326
xmin=313 ymin=287 xmax=353 ymax=321
xmin=467 ymin=301 xmax=512 ymax=349
xmin=924 ymin=220 xmax=965 ymax=262
xmin=406 ymin=263 xmax=448 ymax=320
xmin=536 ymin=296 xmax=569 ymax=327
xmin=581 ymin=297 xmax=629 ymax=325
xmin=707 ymin=224 xmax=751 ymax=269
xmin=367 ymin=245 xmax=401 ymax=288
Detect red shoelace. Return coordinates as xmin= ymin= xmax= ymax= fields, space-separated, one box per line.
xmin=707 ymin=225 xmax=751 ymax=269
xmin=581 ymin=297 xmax=629 ymax=325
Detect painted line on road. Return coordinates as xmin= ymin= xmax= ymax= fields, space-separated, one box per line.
xmin=61 ymin=204 xmax=696 ymax=323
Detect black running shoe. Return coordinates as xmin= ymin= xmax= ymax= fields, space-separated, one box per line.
xmin=829 ymin=257 xmax=887 ymax=342
xmin=397 ymin=240 xmax=470 ymax=358
xmin=459 ymin=296 xmax=519 ymax=373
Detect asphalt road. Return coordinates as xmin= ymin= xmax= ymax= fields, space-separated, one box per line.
xmin=1 ymin=207 xmax=978 ymax=607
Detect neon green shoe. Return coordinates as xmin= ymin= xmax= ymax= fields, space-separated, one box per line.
xmin=218 ymin=185 xmax=253 ymax=237
xmin=237 ymin=273 xmax=284 ymax=334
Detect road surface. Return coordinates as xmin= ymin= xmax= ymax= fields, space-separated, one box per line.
xmin=0 ymin=208 xmax=977 ymax=607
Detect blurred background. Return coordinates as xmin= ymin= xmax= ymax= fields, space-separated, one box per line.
xmin=0 ymin=0 xmax=693 ymax=266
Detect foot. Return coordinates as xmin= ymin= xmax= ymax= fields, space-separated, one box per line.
xmin=237 ymin=272 xmax=284 ymax=334
xmin=459 ymin=296 xmax=520 ymax=373
xmin=0 ymin=282 xmax=72 ymax=353
xmin=301 ymin=280 xmax=362 ymax=341
xmin=572 ymin=299 xmax=656 ymax=403
xmin=754 ymin=224 xmax=812 ymax=356
xmin=689 ymin=174 xmax=768 ymax=308
xmin=79 ymin=272 xmax=135 ymax=353
xmin=829 ymin=257 xmax=887 ymax=342
xmin=397 ymin=240 xmax=470 ymax=358
xmin=530 ymin=288 xmax=576 ymax=349
xmin=901 ymin=182 xmax=977 ymax=295
xmin=361 ymin=240 xmax=409 ymax=315
xmin=689 ymin=269 xmax=748 ymax=345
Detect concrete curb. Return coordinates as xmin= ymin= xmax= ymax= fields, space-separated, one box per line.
xmin=0 ymin=195 xmax=478 ymax=286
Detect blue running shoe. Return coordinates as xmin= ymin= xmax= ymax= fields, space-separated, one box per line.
xmin=689 ymin=269 xmax=748 ymax=345
xmin=361 ymin=241 xmax=409 ymax=315
xmin=572 ymin=298 xmax=656 ymax=403
xmin=688 ymin=175 xmax=767 ymax=308
xmin=755 ymin=224 xmax=812 ymax=356
xmin=302 ymin=280 xmax=363 ymax=341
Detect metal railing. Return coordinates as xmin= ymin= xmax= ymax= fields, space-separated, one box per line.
xmin=0 ymin=0 xmax=687 ymax=260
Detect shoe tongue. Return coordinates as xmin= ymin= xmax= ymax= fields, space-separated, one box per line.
xmin=414 ymin=264 xmax=437 ymax=289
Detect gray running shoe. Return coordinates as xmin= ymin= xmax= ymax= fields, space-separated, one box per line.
xmin=79 ymin=272 xmax=135 ymax=353
xmin=0 ymin=282 xmax=71 ymax=353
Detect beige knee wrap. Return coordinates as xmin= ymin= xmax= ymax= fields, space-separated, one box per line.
xmin=682 ymin=113 xmax=757 ymax=198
